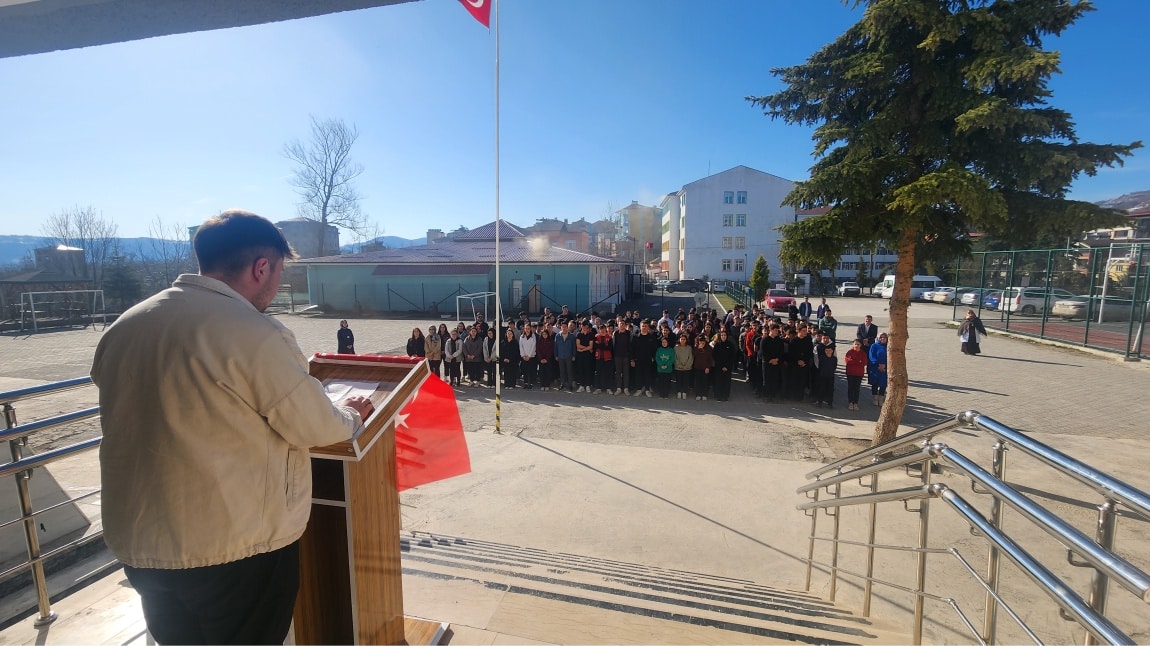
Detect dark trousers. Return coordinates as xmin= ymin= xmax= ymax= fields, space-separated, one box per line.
xmin=575 ymin=353 xmax=595 ymax=387
xmin=445 ymin=361 xmax=461 ymax=384
xmin=762 ymin=362 xmax=783 ymax=399
xmin=714 ymin=368 xmax=732 ymax=401
xmin=614 ymin=356 xmax=631 ymax=392
xmin=520 ymin=357 xmax=537 ymax=387
xmin=847 ymin=375 xmax=863 ymax=404
xmin=656 ymin=372 xmax=673 ymax=398
xmin=632 ymin=360 xmax=652 ymax=392
xmin=428 ymin=359 xmax=442 ymax=378
xmin=675 ymin=370 xmax=691 ymax=394
xmin=125 ymin=542 xmax=299 ymax=646
xmin=538 ymin=359 xmax=554 ymax=387
xmin=501 ymin=360 xmax=519 ymax=387
xmin=557 ymin=357 xmax=574 ymax=390
xmin=818 ymin=375 xmax=836 ymax=405
xmin=787 ymin=364 xmax=808 ymax=400
xmin=746 ymin=356 xmax=761 ymax=392
xmin=596 ymin=361 xmax=615 ymax=391
xmin=484 ymin=361 xmax=496 ymax=386
xmin=693 ymin=369 xmax=711 ymax=398
xmin=464 ymin=361 xmax=483 ymax=382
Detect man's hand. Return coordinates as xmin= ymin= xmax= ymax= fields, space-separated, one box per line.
xmin=342 ymin=395 xmax=374 ymax=420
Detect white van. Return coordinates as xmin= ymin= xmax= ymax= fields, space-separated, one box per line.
xmin=879 ymin=274 xmax=944 ymax=300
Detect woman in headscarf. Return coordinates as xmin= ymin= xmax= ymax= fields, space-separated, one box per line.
xmin=958 ymin=310 xmax=988 ymax=356
xmin=336 ymin=320 xmax=355 ymax=354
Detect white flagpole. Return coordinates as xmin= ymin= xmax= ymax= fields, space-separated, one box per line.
xmin=493 ymin=0 xmax=503 ymax=434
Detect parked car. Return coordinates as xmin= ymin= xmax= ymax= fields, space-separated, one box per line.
xmin=665 ymin=279 xmax=706 ymax=293
xmin=1051 ymin=296 xmax=1143 ymax=322
xmin=764 ymin=288 xmax=795 ymax=311
xmin=983 ymin=291 xmax=1003 ymax=310
xmin=837 ymin=281 xmax=861 ymax=297
xmin=708 ymin=281 xmax=726 ymax=293
xmin=929 ymin=287 xmax=958 ymax=304
xmin=1002 ymin=287 xmax=1078 ymax=315
xmin=959 ymin=288 xmax=988 ymax=306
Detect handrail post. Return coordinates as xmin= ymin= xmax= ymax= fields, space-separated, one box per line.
xmin=913 ymin=458 xmax=933 ymax=645
xmin=4 ymin=402 xmax=57 ymax=626
xmin=863 ymin=470 xmax=878 ymax=617
xmin=804 ymin=485 xmax=820 ymax=592
xmin=983 ymin=441 xmax=1008 ymax=645
xmin=1083 ymin=499 xmax=1118 ymax=646
xmin=829 ymin=481 xmax=842 ymax=601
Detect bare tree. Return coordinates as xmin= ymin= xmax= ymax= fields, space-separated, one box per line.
xmin=284 ymin=116 xmax=368 ymax=256
xmin=144 ymin=216 xmax=195 ymax=290
xmin=41 ymin=206 xmax=119 ymax=285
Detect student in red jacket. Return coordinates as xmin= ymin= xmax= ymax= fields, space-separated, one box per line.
xmin=844 ymin=339 xmax=868 ymax=411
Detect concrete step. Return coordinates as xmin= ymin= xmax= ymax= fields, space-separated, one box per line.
xmin=401 ymin=531 xmax=907 ymax=645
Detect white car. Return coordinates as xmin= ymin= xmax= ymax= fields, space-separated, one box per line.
xmin=708 ymin=281 xmax=726 ymax=293
xmin=837 ymin=281 xmax=861 ymax=297
xmin=1002 ymin=287 xmax=1078 ymax=315
xmin=929 ymin=287 xmax=957 ymax=304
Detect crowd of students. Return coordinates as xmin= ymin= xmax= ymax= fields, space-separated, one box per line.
xmin=402 ymin=303 xmax=890 ymax=411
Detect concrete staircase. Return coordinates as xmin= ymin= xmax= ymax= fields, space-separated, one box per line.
xmin=400 ymin=531 xmax=907 ymax=645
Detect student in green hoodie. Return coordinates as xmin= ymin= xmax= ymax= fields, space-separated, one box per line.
xmin=655 ymin=336 xmax=675 ymax=399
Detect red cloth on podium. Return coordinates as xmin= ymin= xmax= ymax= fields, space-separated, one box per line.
xmin=395 ymin=373 xmax=471 ymax=491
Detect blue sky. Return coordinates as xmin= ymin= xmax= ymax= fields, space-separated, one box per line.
xmin=0 ymin=0 xmax=1147 ymax=242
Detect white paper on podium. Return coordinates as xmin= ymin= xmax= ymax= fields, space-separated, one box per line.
xmin=322 ymin=379 xmax=380 ymax=404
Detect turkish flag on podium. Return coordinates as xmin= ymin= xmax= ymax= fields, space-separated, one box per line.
xmin=456 ymin=0 xmax=491 ymax=27
xmin=395 ymin=373 xmax=471 ymax=491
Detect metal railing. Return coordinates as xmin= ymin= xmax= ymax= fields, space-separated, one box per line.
xmin=954 ymin=244 xmax=1150 ymax=359
xmin=1 ymin=377 xmax=103 ymax=627
xmin=798 ymin=410 xmax=1149 ymax=645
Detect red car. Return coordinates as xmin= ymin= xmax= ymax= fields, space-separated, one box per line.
xmin=764 ymin=289 xmax=795 ymax=311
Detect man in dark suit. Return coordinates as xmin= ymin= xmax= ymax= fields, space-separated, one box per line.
xmin=856 ymin=314 xmax=879 ymax=349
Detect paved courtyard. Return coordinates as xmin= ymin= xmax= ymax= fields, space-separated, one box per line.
xmin=2 ymin=293 xmax=1149 ymax=643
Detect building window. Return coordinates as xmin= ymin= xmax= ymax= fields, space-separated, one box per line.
xmin=722 ymin=237 xmax=732 ymax=249
xmin=736 ymin=214 xmax=746 ymax=227
xmin=736 ymin=191 xmax=747 ymax=204
xmin=723 ymin=191 xmax=734 ymax=204
xmin=722 ymin=259 xmax=732 ymax=272
xmin=722 ymin=214 xmax=733 ymax=227
xmin=735 ymin=236 xmax=745 ymax=249
xmin=566 ymin=240 xmax=576 ymax=250
xmin=734 ymin=258 xmax=745 ymax=273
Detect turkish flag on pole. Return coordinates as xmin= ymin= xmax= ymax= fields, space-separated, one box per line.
xmin=395 ymin=373 xmax=471 ymax=491
xmin=456 ymin=0 xmax=492 ymax=27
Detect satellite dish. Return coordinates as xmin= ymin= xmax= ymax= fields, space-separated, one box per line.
xmin=693 ymin=292 xmax=709 ymax=308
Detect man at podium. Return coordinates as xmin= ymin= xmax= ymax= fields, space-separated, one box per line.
xmin=92 ymin=210 xmax=375 ymax=645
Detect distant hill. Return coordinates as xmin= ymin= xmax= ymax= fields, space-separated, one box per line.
xmin=1097 ymin=190 xmax=1150 ymax=212
xmin=0 ymin=236 xmax=48 ymax=267
xmin=0 ymin=233 xmax=423 ymax=267
xmin=0 ymin=236 xmax=189 ymax=267
xmin=339 ymin=235 xmax=423 ymax=253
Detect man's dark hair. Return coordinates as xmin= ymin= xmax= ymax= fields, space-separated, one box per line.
xmin=193 ymin=210 xmax=296 ymax=276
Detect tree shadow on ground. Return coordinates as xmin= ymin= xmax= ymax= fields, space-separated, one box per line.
xmin=909 ymin=379 xmax=1006 ymax=397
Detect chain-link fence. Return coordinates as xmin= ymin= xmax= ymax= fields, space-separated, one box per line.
xmin=951 ymin=244 xmax=1150 ymax=360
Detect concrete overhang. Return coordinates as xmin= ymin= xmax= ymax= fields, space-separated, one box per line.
xmin=0 ymin=0 xmax=419 ymax=59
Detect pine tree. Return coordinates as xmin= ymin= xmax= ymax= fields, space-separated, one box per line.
xmin=749 ymin=255 xmax=771 ymax=301
xmin=748 ymin=0 xmax=1139 ymax=445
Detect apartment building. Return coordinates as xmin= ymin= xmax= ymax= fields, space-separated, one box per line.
xmin=659 ymin=165 xmax=796 ymax=281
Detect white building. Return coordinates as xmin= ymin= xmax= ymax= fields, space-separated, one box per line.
xmin=794 ymin=208 xmax=899 ymax=283
xmin=659 ymin=165 xmax=796 ymax=282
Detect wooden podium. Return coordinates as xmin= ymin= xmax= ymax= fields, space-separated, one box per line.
xmin=293 ymin=355 xmax=440 ymax=645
